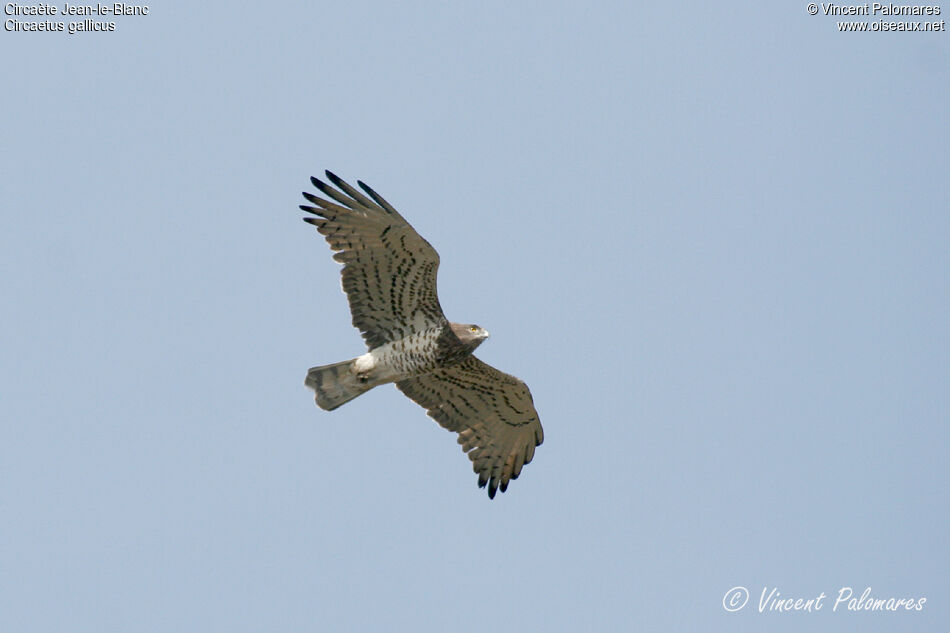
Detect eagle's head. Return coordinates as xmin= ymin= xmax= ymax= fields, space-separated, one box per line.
xmin=451 ymin=322 xmax=490 ymax=350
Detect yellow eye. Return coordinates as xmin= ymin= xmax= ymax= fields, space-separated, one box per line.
xmin=469 ymin=326 xmax=478 ymax=333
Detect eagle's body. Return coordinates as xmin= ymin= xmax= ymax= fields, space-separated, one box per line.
xmin=300 ymin=171 xmax=543 ymax=498
xmin=369 ymin=322 xmax=485 ymax=375
xmin=306 ymin=322 xmax=484 ymax=409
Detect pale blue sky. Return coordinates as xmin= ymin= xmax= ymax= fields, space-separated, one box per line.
xmin=2 ymin=2 xmax=948 ymax=632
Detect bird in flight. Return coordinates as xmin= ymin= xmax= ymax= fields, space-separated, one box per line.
xmin=300 ymin=171 xmax=543 ymax=498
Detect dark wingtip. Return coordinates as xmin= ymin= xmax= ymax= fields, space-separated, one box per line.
xmin=301 ymin=191 xmax=326 ymax=207
xmin=311 ymin=175 xmax=340 ymax=199
xmin=325 ymin=170 xmax=344 ymax=187
xmin=302 ymin=217 xmax=320 ymax=225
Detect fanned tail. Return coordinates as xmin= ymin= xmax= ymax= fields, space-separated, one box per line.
xmin=305 ymin=359 xmax=372 ymax=410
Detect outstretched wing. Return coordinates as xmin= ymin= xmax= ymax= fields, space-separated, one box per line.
xmin=396 ymin=356 xmax=544 ymax=499
xmin=301 ymin=171 xmax=447 ymax=349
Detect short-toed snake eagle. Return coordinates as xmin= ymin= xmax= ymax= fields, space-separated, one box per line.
xmin=300 ymin=171 xmax=543 ymax=498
